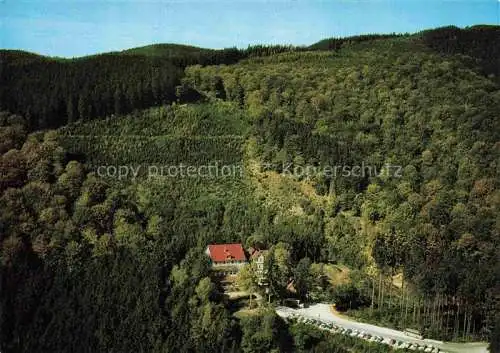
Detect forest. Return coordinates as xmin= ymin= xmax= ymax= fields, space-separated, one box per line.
xmin=0 ymin=26 xmax=499 ymax=353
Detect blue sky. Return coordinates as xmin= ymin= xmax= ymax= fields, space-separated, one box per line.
xmin=1 ymin=0 xmax=498 ymax=57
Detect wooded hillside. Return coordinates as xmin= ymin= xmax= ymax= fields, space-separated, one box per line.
xmin=0 ymin=26 xmax=499 ymax=353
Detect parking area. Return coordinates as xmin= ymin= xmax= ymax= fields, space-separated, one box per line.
xmin=277 ymin=306 xmax=444 ymax=352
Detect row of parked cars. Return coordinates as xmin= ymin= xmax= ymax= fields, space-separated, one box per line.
xmin=287 ymin=313 xmax=443 ymax=353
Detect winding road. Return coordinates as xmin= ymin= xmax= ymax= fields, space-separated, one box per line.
xmin=276 ymin=303 xmax=489 ymax=353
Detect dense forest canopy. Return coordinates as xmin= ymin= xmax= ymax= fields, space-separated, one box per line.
xmin=0 ymin=26 xmax=499 ymax=353
xmin=2 ymin=25 xmax=499 ymax=130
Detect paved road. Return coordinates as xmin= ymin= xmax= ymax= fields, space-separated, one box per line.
xmin=276 ymin=303 xmax=489 ymax=353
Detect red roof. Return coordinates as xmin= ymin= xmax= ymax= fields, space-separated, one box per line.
xmin=207 ymin=244 xmax=247 ymax=262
